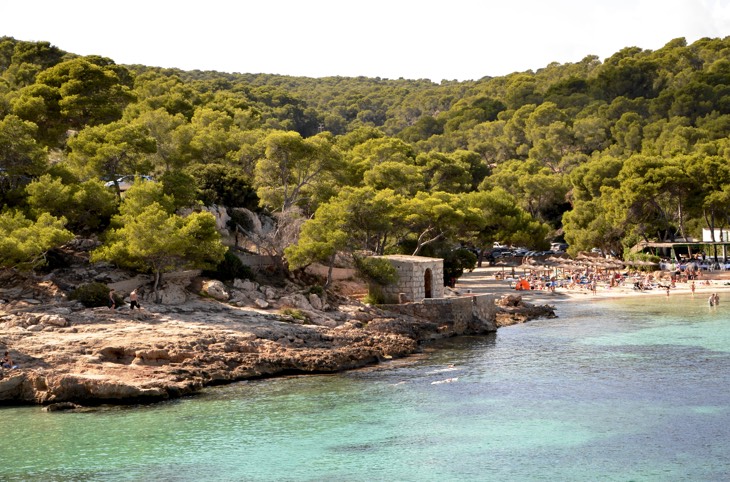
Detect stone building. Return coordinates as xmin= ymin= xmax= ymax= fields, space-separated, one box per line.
xmin=373 ymin=255 xmax=444 ymax=304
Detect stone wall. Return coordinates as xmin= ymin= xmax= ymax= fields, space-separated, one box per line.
xmin=305 ymin=263 xmax=357 ymax=281
xmin=374 ymin=255 xmax=444 ymax=304
xmin=235 ymin=254 xmax=278 ymax=271
xmin=380 ymin=294 xmax=498 ymax=337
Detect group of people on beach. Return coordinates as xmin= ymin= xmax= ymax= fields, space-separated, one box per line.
xmin=108 ymin=288 xmax=141 ymax=310
xmin=709 ymin=292 xmax=720 ymax=306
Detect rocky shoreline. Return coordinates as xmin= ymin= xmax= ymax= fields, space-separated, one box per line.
xmin=0 ymin=264 xmax=555 ymax=409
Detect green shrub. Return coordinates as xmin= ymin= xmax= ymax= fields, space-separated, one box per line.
xmin=70 ymin=282 xmax=120 ymax=308
xmin=443 ymin=248 xmax=478 ymax=286
xmin=308 ymin=285 xmax=324 ymax=295
xmin=281 ymin=308 xmax=310 ymax=323
xmin=354 ymin=256 xmax=398 ymax=286
xmin=184 ymin=163 xmax=259 ymax=209
xmin=362 ymin=283 xmax=386 ymax=305
xmin=159 ymin=170 xmax=200 ymax=210
xmin=202 ymin=249 xmax=255 ymax=281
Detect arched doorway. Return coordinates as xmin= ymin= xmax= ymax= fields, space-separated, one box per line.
xmin=424 ymin=268 xmax=433 ymax=298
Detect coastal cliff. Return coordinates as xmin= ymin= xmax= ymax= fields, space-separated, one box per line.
xmin=0 ymin=265 xmax=554 ymax=407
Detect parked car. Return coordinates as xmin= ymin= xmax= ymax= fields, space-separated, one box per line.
xmin=496 ymin=251 xmax=515 ymax=258
xmin=551 ymin=242 xmax=568 ymax=252
xmin=104 ymin=175 xmax=154 ymax=191
xmin=484 ymin=248 xmax=512 ymax=264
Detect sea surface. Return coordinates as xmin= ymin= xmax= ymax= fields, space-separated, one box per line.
xmin=2 ymin=294 xmax=730 ymax=481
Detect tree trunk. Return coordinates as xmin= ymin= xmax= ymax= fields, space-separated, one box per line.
xmin=325 ymin=253 xmax=335 ymax=288
xmin=412 ymin=228 xmax=442 ymax=256
xmin=677 ymin=198 xmax=688 ymax=241
xmin=153 ymin=269 xmax=162 ymax=303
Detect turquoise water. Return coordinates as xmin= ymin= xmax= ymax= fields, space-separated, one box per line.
xmin=2 ymin=295 xmax=730 ymax=481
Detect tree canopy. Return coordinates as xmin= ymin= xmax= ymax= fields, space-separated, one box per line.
xmin=1 ymin=34 xmax=730 ymax=273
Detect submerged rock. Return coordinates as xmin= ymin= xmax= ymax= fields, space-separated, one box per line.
xmin=43 ymin=402 xmax=81 ymax=412
xmin=495 ymin=294 xmax=557 ymax=327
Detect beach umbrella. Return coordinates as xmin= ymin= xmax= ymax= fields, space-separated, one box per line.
xmin=517 ymin=262 xmax=538 ymax=274
xmin=542 ymin=258 xmax=564 ymax=277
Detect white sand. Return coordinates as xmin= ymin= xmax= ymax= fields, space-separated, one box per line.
xmin=454 ymin=266 xmax=730 ymax=305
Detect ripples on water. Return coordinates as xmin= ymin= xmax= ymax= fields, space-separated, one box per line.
xmin=1 ymin=295 xmax=730 ymax=481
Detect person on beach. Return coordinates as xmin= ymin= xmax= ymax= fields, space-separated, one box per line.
xmin=129 ymin=289 xmax=141 ymax=310
xmin=2 ymin=351 xmax=16 ymax=369
xmin=691 ymin=281 xmax=696 ymax=295
xmin=109 ymin=288 xmax=116 ymax=309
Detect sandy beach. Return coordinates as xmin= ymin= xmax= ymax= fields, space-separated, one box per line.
xmin=454 ymin=265 xmax=730 ymax=305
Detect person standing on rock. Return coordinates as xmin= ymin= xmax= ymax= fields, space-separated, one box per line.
xmin=109 ymin=288 xmax=116 ymax=309
xmin=129 ymin=289 xmax=141 ymax=310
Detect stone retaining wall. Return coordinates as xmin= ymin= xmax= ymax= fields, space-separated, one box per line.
xmin=305 ymin=263 xmax=357 ymax=281
xmin=380 ymin=294 xmax=498 ymax=335
xmin=235 ymin=254 xmax=278 ymax=270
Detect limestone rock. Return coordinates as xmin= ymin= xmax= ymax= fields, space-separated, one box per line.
xmin=279 ymin=293 xmax=313 ymax=311
xmin=43 ymin=402 xmax=82 ymax=412
xmin=308 ymin=293 xmax=323 ymax=310
xmin=234 ymin=279 xmax=259 ymax=292
xmin=0 ymin=244 xmax=561 ymax=407
xmin=495 ymin=295 xmax=557 ymax=327
xmin=0 ymin=372 xmax=35 ymax=401
xmin=202 ymin=280 xmax=230 ymax=301
xmin=41 ymin=314 xmax=69 ymax=327
xmin=156 ymin=284 xmax=189 ymax=305
xmin=133 ymin=349 xmax=171 ymax=365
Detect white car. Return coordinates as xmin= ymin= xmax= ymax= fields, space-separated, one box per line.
xmin=104 ymin=175 xmax=154 ymax=191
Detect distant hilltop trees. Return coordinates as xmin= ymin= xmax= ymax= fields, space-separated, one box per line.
xmin=1 ymin=35 xmax=730 ymax=276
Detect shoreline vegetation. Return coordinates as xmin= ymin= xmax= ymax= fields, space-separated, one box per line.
xmin=2 ymin=261 xmax=727 ymax=410
xmin=0 ymin=260 xmax=528 ymax=409
xmin=2 ymin=36 xmax=730 ymax=409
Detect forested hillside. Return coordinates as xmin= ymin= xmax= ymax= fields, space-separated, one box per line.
xmin=1 ymin=35 xmax=729 ymax=277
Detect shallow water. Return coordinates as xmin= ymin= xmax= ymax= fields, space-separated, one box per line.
xmin=1 ymin=295 xmax=729 ymax=481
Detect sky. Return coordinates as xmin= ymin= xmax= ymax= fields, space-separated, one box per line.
xmin=2 ymin=0 xmax=730 ymax=82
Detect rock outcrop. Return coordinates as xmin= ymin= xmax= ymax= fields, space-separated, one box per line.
xmin=0 ymin=263 xmax=555 ymax=407
xmin=0 ymin=296 xmax=419 ymax=405
xmin=494 ymin=294 xmax=557 ymax=326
